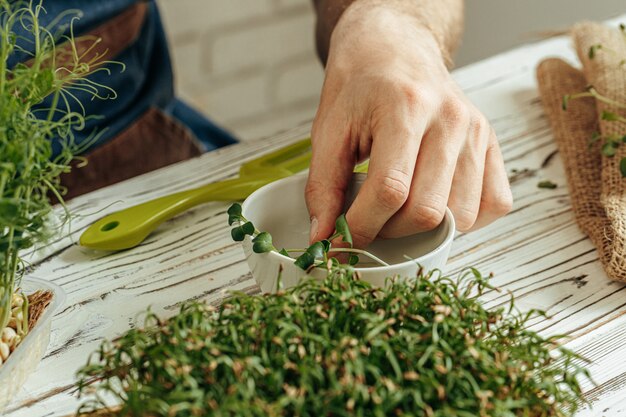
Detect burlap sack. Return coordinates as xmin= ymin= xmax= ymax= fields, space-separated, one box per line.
xmin=536 ymin=23 xmax=626 ymax=282
xmin=573 ymin=22 xmax=626 ymax=280
xmin=537 ymin=59 xmax=614 ymax=269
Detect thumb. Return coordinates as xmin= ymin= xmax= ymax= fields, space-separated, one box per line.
xmin=305 ymin=132 xmax=355 ymax=244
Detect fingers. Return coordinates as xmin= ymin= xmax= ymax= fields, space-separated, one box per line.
xmin=381 ymin=104 xmax=510 ymax=237
xmin=470 ymin=131 xmax=513 ymax=230
xmin=308 ymin=93 xmax=511 ymax=249
xmin=446 ymin=118 xmax=489 ymax=232
xmin=379 ymin=99 xmax=468 ymax=238
xmin=305 ymin=120 xmax=356 ymax=244
xmin=345 ymin=117 xmax=424 ymax=248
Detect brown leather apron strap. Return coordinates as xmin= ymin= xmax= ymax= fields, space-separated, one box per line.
xmin=64 ymin=3 xmax=148 ymax=65
xmin=53 ymin=3 xmax=203 ymax=200
xmin=60 ymin=108 xmax=202 ymax=200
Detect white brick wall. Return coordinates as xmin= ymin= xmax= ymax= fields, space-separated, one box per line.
xmin=157 ymin=0 xmax=325 ymax=142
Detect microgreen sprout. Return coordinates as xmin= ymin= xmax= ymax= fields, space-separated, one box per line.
xmin=227 ymin=203 xmax=388 ymax=269
xmin=0 ymin=0 xmax=116 ymax=365
xmin=537 ymin=180 xmax=558 ymax=189
xmin=563 ymin=25 xmax=626 ymax=177
xmin=588 ymin=44 xmax=602 ymax=59
xmin=76 ymin=266 xmax=591 ymax=417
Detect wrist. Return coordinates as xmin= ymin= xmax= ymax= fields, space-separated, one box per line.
xmin=328 ymin=2 xmax=447 ymax=76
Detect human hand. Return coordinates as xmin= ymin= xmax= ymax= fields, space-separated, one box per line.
xmin=305 ymin=4 xmax=513 ymax=248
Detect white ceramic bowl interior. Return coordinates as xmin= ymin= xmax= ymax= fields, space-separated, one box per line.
xmin=241 ymin=173 xmax=455 ymax=292
xmin=0 ymin=277 xmax=66 ymax=413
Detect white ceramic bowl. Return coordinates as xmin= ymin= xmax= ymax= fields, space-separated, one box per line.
xmin=241 ymin=173 xmax=455 ymax=293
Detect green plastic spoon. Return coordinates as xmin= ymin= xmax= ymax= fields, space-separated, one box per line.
xmin=79 ymin=138 xmax=313 ymax=251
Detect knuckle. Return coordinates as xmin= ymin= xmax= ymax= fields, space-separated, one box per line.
xmin=441 ymin=97 xmax=470 ymax=125
xmin=469 ymin=113 xmax=489 ymax=137
xmin=372 ymin=170 xmax=411 ymax=210
xmin=392 ymin=81 xmax=433 ymax=114
xmin=305 ymin=178 xmax=347 ymax=214
xmin=400 ymin=85 xmax=425 ymax=110
xmin=412 ymin=203 xmax=446 ymax=231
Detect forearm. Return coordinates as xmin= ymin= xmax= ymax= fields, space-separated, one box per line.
xmin=312 ymin=0 xmax=464 ymax=66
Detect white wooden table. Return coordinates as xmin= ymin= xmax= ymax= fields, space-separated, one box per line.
xmin=6 ymin=15 xmax=626 ymax=417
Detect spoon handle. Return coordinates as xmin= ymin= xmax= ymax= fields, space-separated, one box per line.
xmin=79 ymin=176 xmax=282 ymax=251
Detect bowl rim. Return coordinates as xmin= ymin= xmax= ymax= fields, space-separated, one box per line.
xmin=242 ymin=173 xmax=456 ymax=273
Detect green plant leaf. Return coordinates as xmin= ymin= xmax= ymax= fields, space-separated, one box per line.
xmin=294 ymin=252 xmax=315 ymax=270
xmin=227 ymin=203 xmax=242 ymax=216
xmin=252 ymin=232 xmax=274 ymax=253
xmin=621 ymin=157 xmax=626 ymax=178
xmin=227 ymin=204 xmax=244 ymax=225
xmin=335 ymin=214 xmax=353 ymax=246
xmin=321 ymin=240 xmax=331 ymax=252
xmin=537 ymin=180 xmax=557 ymax=190
xmin=279 ymin=248 xmax=290 ymax=257
xmin=561 ymin=95 xmax=570 ymax=110
xmin=601 ymin=110 xmax=620 ymax=121
xmin=242 ymin=221 xmax=255 ymax=235
xmin=15 ymin=237 xmax=33 ymax=250
xmin=231 ymin=222 xmax=255 ymax=242
xmin=348 ymin=254 xmax=359 ymax=266
xmin=588 ymin=44 xmax=602 ymax=59
xmin=252 ymin=231 xmax=272 ymax=244
xmin=0 ymin=201 xmax=19 ymax=220
xmin=231 ymin=227 xmax=246 ymax=242
xmin=602 ymin=143 xmax=617 ymax=157
xmin=306 ymin=241 xmax=326 ymax=259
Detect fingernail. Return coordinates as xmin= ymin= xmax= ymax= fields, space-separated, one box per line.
xmin=309 ymin=217 xmax=318 ymax=242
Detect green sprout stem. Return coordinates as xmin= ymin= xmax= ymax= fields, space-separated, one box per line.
xmin=564 ymin=31 xmax=626 ymax=178
xmin=0 ymin=1 xmax=117 ymax=354
xmin=567 ymin=88 xmax=626 ymax=110
xmin=286 ymin=247 xmax=390 ymax=266
xmin=76 ymin=267 xmax=591 ymax=417
xmin=228 ymin=203 xmax=384 ymax=270
xmin=73 ymin=203 xmax=593 ymax=416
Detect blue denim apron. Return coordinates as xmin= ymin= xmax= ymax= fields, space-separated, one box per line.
xmin=10 ymin=0 xmax=237 ymax=158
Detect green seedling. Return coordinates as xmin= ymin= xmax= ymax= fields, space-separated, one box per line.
xmin=227 ymin=203 xmax=388 ymax=270
xmin=563 ymin=27 xmax=626 ymax=178
xmin=76 ymin=264 xmax=591 ymax=417
xmin=0 ymin=0 xmax=116 ymax=365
